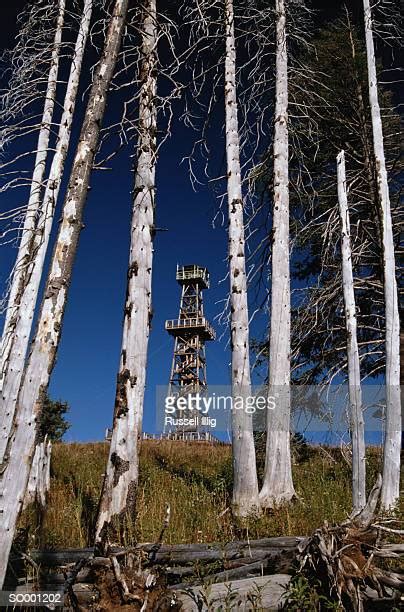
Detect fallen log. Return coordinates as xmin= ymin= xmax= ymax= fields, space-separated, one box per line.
xmin=40 ymin=567 xmax=93 ymax=585
xmin=12 ymin=547 xmax=294 ymax=591
xmin=145 ymin=535 xmax=304 ymax=553
xmin=222 ymin=551 xmax=270 ymax=569
xmin=165 ymin=565 xmax=195 ymax=579
xmin=170 ymin=558 xmax=274 ymax=590
xmin=173 ymin=574 xmax=291 ymax=612
xmin=16 ymin=536 xmax=304 ymax=568
xmin=20 ymin=547 xmax=94 ymax=567
xmin=150 ymin=546 xmax=287 ymax=565
xmin=37 ymin=552 xmax=272 ymax=587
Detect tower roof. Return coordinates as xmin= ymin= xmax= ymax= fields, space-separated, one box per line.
xmin=176 ymin=264 xmax=210 ymax=288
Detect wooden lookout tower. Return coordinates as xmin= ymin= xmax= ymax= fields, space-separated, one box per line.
xmin=166 ymin=265 xmax=215 ymax=394
xmin=165 ymin=265 xmax=215 ymax=439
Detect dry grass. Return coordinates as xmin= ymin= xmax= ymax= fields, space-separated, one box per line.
xmin=19 ymin=440 xmax=400 ymax=551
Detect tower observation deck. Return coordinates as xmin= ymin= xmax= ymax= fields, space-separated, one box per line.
xmin=165 ymin=265 xmax=215 ymax=439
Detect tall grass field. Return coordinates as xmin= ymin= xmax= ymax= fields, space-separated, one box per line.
xmin=19 ymin=440 xmax=402 ymax=550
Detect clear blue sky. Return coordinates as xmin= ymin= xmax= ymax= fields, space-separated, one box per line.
xmin=47 ymin=122 xmax=238 ymax=442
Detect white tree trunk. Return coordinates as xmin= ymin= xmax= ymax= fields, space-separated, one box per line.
xmin=0 ymin=0 xmax=93 ymax=464
xmin=259 ymin=0 xmax=295 ymax=508
xmin=224 ymin=0 xmax=260 ymax=517
xmin=22 ymin=443 xmax=41 ymax=510
xmin=23 ymin=437 xmax=52 ymax=510
xmin=0 ymin=0 xmax=128 ymax=588
xmin=337 ymin=150 xmax=366 ymax=512
xmin=363 ymin=0 xmax=401 ymax=509
xmin=95 ymin=0 xmax=157 ymax=543
xmin=0 ymin=0 xmax=65 ymax=391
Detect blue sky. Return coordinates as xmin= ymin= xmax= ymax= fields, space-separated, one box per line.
xmin=1 ymin=108 xmax=256 ymax=441
xmin=47 ymin=121 xmax=236 ymax=441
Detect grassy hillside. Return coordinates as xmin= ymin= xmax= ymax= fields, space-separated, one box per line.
xmin=19 ymin=440 xmax=399 ymax=550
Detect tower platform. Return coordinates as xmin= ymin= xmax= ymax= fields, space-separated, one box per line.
xmin=165 ymin=316 xmax=215 ymax=340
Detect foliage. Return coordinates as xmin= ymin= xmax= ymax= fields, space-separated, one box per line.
xmin=38 ymin=393 xmax=70 ymax=442
xmin=282 ymin=575 xmax=342 ymax=611
xmin=254 ymin=431 xmax=316 ymax=478
xmin=291 ymin=432 xmax=317 ymax=463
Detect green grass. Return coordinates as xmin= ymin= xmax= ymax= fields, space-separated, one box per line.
xmin=19 ymin=440 xmax=401 ymax=550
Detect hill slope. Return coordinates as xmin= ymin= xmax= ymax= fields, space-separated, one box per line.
xmin=20 ymin=440 xmax=398 ymax=549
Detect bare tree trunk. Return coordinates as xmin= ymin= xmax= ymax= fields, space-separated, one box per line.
xmin=259 ymin=0 xmax=295 ymax=508
xmin=95 ymin=0 xmax=157 ymax=544
xmin=0 ymin=0 xmax=65 ymax=391
xmin=337 ymin=150 xmax=366 ymax=511
xmin=363 ymin=0 xmax=401 ymax=509
xmin=0 ymin=0 xmax=93 ymax=463
xmin=346 ymin=10 xmax=380 ymax=237
xmin=23 ymin=436 xmax=51 ymax=510
xmin=0 ymin=0 xmax=128 ymax=588
xmin=224 ymin=0 xmax=260 ymax=517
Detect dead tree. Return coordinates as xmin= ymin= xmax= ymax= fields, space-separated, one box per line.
xmin=363 ymin=0 xmax=401 ymax=509
xmin=259 ymin=0 xmax=295 ymax=509
xmin=0 ymin=0 xmax=93 ymax=463
xmin=23 ymin=436 xmax=52 ymax=510
xmin=0 ymin=0 xmax=129 ymax=588
xmin=0 ymin=0 xmax=65 ymax=393
xmin=95 ymin=0 xmax=158 ymax=544
xmin=224 ymin=0 xmax=260 ymax=517
xmin=337 ymin=150 xmax=366 ymax=511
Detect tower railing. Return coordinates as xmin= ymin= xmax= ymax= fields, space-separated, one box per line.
xmin=176 ymin=264 xmax=210 ymax=287
xmin=165 ymin=316 xmax=216 ymax=339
